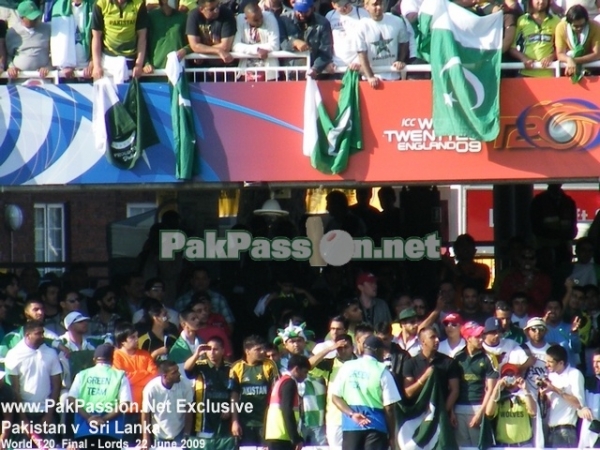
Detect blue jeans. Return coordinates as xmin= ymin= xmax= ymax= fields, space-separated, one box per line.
xmin=548 ymin=425 xmax=578 ymax=448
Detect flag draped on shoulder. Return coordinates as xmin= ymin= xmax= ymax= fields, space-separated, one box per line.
xmin=92 ymin=77 xmax=159 ymax=169
xmin=303 ymin=70 xmax=362 ymax=175
xmin=397 ymin=370 xmax=458 ymax=450
xmin=165 ymin=51 xmax=198 ymax=180
xmin=418 ymin=0 xmax=502 ymax=141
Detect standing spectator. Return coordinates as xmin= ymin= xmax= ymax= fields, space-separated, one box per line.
xmin=403 ymin=327 xmax=460 ymax=425
xmin=458 ymin=285 xmax=488 ymax=325
xmin=6 ymin=1 xmax=50 ymax=79
xmin=509 ymin=0 xmax=559 ymax=77
xmin=6 ymin=320 xmax=62 ymax=439
xmin=88 ymin=286 xmax=121 ymax=337
xmin=355 ymin=273 xmax=392 ymax=327
xmin=556 ymin=5 xmax=600 ymax=78
xmin=279 ymin=0 xmax=334 ymax=78
xmin=374 ymin=321 xmax=411 ymax=390
xmin=453 ymin=321 xmax=499 ymax=447
xmin=91 ymin=0 xmax=148 ymax=81
xmin=53 ymin=289 xmax=86 ymax=336
xmin=68 ymin=344 xmax=132 ymax=448
xmin=116 ymin=273 xmax=146 ymax=322
xmin=264 ymin=355 xmax=310 ymax=450
xmin=495 ymin=300 xmax=527 ymax=344
xmin=232 ymin=3 xmax=280 ymax=81
xmin=331 ymin=335 xmax=401 ymax=450
xmin=438 ymin=313 xmax=466 ymax=357
xmin=168 ymin=308 xmax=202 ymax=364
xmin=356 ymin=0 xmax=407 ymax=86
xmin=530 ymin=183 xmax=578 ymax=268
xmin=481 ymin=317 xmax=529 ymax=371
xmin=175 ymin=268 xmax=235 ymax=330
xmin=577 ymin=348 xmax=600 ymax=447
xmin=230 ymin=335 xmax=280 ymax=446
xmin=184 ymin=337 xmax=232 ymax=442
xmin=185 ymin=0 xmax=237 ymax=65
xmin=142 ymin=361 xmax=193 ymax=447
xmin=113 ymin=322 xmax=159 ymax=443
xmin=143 ymin=0 xmax=189 ymax=73
xmin=393 ymin=307 xmax=420 ymax=356
xmin=511 ymin=292 xmax=531 ymax=329
xmin=323 ymin=191 xmax=367 ymax=237
xmin=191 ymin=296 xmax=233 ymax=360
xmin=484 ymin=364 xmax=538 ymax=447
xmin=442 ymin=234 xmax=491 ymax=298
xmin=542 ymin=344 xmax=586 ymax=448
xmin=377 ymin=187 xmax=402 ymax=239
xmin=137 ymin=300 xmax=178 ymax=362
xmin=543 ymin=299 xmax=582 ymax=367
xmin=521 ymin=317 xmax=551 ymax=393
xmin=40 ymin=282 xmax=61 ymax=334
xmin=349 ymin=188 xmax=380 ymax=242
xmin=499 ymin=246 xmax=553 ymax=316
xmin=326 ymin=0 xmax=367 ymax=74
xmin=312 ymin=316 xmax=349 ymax=360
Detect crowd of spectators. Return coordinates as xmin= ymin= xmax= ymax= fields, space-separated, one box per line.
xmin=1 ymin=185 xmax=600 ymax=449
xmin=0 ymin=0 xmax=596 ymax=81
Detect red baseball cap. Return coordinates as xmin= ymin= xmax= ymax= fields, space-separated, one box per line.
xmin=356 ymin=272 xmax=377 ymax=286
xmin=461 ymin=321 xmax=485 ymax=339
xmin=442 ymin=313 xmax=463 ymax=325
xmin=501 ymin=363 xmax=519 ymax=377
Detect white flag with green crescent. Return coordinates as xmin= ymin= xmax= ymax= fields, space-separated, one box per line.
xmin=418 ymin=0 xmax=502 ymax=141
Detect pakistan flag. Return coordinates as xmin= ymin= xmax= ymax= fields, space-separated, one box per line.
xmin=418 ymin=0 xmax=503 ymax=141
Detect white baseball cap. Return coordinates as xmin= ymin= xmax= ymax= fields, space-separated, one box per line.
xmin=64 ymin=312 xmax=90 ymax=329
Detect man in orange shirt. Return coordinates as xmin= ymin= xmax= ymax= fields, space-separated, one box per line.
xmin=113 ymin=323 xmax=159 ymax=444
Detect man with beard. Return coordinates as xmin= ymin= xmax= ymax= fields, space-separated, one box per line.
xmin=393 ymin=308 xmax=420 ymax=356
xmin=520 ymin=317 xmax=551 ymax=393
xmin=453 ymin=321 xmax=498 ymax=447
xmin=374 ymin=321 xmax=410 ymax=391
xmin=403 ymin=327 xmax=460 ymax=425
xmin=89 ymin=286 xmax=122 ymax=337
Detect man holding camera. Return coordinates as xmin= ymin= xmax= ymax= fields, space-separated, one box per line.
xmin=541 ymin=344 xmax=586 ymax=448
xmin=485 ymin=363 xmax=537 ymax=447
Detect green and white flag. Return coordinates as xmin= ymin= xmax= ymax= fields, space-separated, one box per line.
xmin=303 ymin=70 xmax=362 ymax=175
xmin=418 ymin=0 xmax=503 ymax=141
xmin=397 ymin=370 xmax=459 ymax=450
xmin=165 ymin=51 xmax=198 ymax=180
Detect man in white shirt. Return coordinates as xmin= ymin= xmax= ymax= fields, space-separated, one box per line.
xmin=5 ymin=320 xmax=62 ymax=436
xmin=438 ymin=313 xmax=466 ymax=357
xmin=325 ymin=0 xmax=368 ymax=72
xmin=521 ymin=317 xmax=551 ymax=393
xmin=356 ymin=0 xmax=408 ymax=86
xmin=312 ymin=315 xmax=348 ymax=360
xmin=232 ymin=3 xmax=280 ymax=81
xmin=541 ymin=344 xmax=585 ymax=448
xmin=142 ymin=361 xmax=193 ymax=447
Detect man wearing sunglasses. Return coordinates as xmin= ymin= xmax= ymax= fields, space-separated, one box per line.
xmin=438 ymin=313 xmax=465 ymax=357
xmin=521 ymin=317 xmax=550 ymax=393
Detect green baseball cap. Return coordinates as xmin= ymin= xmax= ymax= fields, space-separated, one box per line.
xmin=398 ymin=307 xmax=418 ymax=322
xmin=17 ymin=1 xmax=42 ymax=20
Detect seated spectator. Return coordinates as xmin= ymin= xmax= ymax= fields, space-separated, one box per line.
xmin=280 ymin=0 xmax=334 ymax=78
xmin=232 ymin=3 xmax=280 ymax=81
xmin=554 ymin=5 xmax=600 ymax=77
xmin=399 ymin=0 xmax=422 ymax=23
xmin=133 ymin=279 xmax=179 ymax=327
xmin=543 ymin=298 xmax=582 ymax=368
xmin=356 ymin=0 xmax=407 ymax=86
xmin=325 ymin=0 xmax=367 ymax=72
xmin=190 ymin=295 xmax=233 ymax=360
xmin=185 ymin=0 xmax=237 ymax=65
xmin=143 ymin=0 xmax=189 ymax=73
xmin=566 ymin=0 xmax=600 ymax=19
xmin=484 ymin=363 xmax=537 ymax=447
xmin=49 ymin=0 xmax=93 ymax=78
xmin=260 ymin=0 xmax=291 ymax=15
xmin=495 ymin=300 xmax=527 ymax=343
xmin=511 ymin=292 xmax=531 ymax=329
xmin=168 ymin=308 xmax=202 ymax=363
xmin=88 ymin=286 xmax=121 ymax=337
xmin=6 ymin=1 xmax=51 ymax=79
xmin=91 ymin=0 xmax=148 ymax=82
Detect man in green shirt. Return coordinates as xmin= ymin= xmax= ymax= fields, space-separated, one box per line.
xmin=143 ymin=0 xmax=189 ymax=72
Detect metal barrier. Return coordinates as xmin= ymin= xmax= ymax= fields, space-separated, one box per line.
xmin=1 ymin=55 xmax=599 ymax=82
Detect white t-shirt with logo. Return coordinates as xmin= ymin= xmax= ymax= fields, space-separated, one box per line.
xmin=326 ymin=6 xmax=369 ymax=68
xmin=355 ymin=13 xmax=409 ymax=80
xmin=524 ymin=342 xmax=550 ymax=393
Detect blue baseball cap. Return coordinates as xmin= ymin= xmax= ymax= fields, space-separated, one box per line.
xmin=294 ymin=0 xmax=314 ymax=12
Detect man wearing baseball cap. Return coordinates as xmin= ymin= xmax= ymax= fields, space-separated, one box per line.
xmin=438 ymin=313 xmax=465 ymax=357
xmin=521 ymin=317 xmax=551 ymax=393
xmin=394 ymin=307 xmax=420 ymax=356
xmin=484 ymin=363 xmax=537 ymax=447
xmin=6 ymin=0 xmax=51 ymax=78
xmin=453 ymin=321 xmax=498 ymax=447
xmin=481 ymin=317 xmax=528 ymax=373
xmin=331 ymin=335 xmax=401 ymax=450
xmin=280 ymin=0 xmax=334 ymax=78
xmin=355 ymin=273 xmax=392 ymax=327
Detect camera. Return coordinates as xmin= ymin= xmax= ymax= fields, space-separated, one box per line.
xmin=505 ymin=376 xmax=516 ymax=385
xmin=535 ymin=376 xmax=547 ymax=388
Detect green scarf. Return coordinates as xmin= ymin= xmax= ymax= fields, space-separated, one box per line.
xmin=51 ymin=0 xmax=93 ymax=61
xmin=566 ymin=22 xmax=589 ymax=83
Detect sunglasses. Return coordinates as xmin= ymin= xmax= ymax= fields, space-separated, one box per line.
xmin=529 ymin=327 xmax=546 ymax=332
xmin=444 ymin=322 xmax=460 ymax=327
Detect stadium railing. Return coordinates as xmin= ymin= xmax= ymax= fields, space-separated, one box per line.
xmin=2 ymin=53 xmax=599 ymax=82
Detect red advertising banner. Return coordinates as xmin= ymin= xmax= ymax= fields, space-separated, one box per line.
xmin=200 ymin=77 xmax=600 ymax=183
xmin=466 ymin=188 xmax=600 ymax=241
